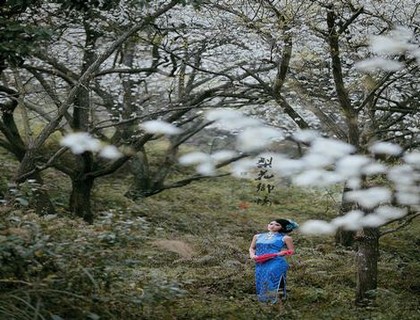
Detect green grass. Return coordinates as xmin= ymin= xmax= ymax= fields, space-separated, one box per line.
xmin=0 ymin=155 xmax=419 ymax=319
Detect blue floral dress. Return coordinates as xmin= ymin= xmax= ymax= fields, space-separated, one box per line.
xmin=255 ymin=232 xmax=289 ymax=303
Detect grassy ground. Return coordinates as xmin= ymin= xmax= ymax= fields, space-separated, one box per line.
xmin=0 ymin=153 xmax=419 ymax=319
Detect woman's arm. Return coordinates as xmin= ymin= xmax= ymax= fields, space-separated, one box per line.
xmin=249 ymin=235 xmax=258 ymax=259
xmin=279 ymin=235 xmax=295 ymax=256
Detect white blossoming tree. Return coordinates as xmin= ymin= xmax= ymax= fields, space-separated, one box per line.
xmin=0 ymin=0 xmax=205 ymax=222
xmin=169 ymin=0 xmax=420 ymax=306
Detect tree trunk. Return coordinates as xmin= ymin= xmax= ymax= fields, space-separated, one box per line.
xmin=69 ymin=175 xmax=94 ymax=224
xmin=355 ymin=227 xmax=380 ymax=306
xmin=335 ymin=184 xmax=356 ymax=247
xmin=14 ymin=149 xmax=55 ymax=215
xmin=124 ymin=147 xmax=153 ymax=199
xmin=30 ymin=173 xmax=56 ymax=216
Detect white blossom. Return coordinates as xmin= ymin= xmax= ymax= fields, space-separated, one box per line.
xmin=396 ymin=191 xmax=420 ymax=205
xmin=272 ymin=158 xmax=305 ymax=177
xmin=299 ymin=220 xmax=336 ymax=235
xmin=179 ymin=152 xmax=211 ymax=165
xmin=196 ymin=162 xmax=216 ymax=176
xmin=355 ymin=57 xmax=403 ymax=72
xmin=230 ymin=158 xmax=257 ymax=179
xmin=362 ymin=163 xmax=388 ymax=176
xmin=361 ymin=214 xmax=387 ymax=227
xmin=370 ymin=26 xmax=414 ymax=55
xmin=331 ymin=210 xmax=364 ymax=230
xmin=302 ymin=153 xmax=335 ymax=168
xmin=374 ymin=206 xmax=407 ymax=220
xmin=336 ymin=155 xmax=372 ymax=178
xmin=236 ymin=127 xmax=284 ymax=152
xmin=293 ymin=169 xmax=342 ymax=187
xmin=369 ymin=142 xmax=402 ymax=155
xmin=293 ymin=129 xmax=320 ymax=143
xmin=404 ymin=151 xmax=420 ymax=169
xmin=216 ymin=117 xmax=263 ymax=130
xmin=60 ymin=132 xmax=101 ymax=154
xmin=205 ymin=108 xmax=243 ymax=121
xmin=347 ymin=177 xmax=362 ymax=190
xmin=345 ymin=187 xmax=392 ymax=209
xmin=140 ymin=120 xmax=182 ymax=135
xmin=388 ymin=165 xmax=415 ymax=185
xmin=310 ymin=138 xmax=355 ymax=159
xmin=99 ymin=145 xmax=123 ymax=159
xmin=211 ymin=150 xmax=237 ymax=163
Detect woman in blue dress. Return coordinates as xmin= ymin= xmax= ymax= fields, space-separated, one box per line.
xmin=249 ymin=219 xmax=298 ymax=305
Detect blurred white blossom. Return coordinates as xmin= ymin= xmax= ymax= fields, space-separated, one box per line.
xmin=179 ymin=152 xmax=211 ymax=165
xmin=272 ymin=157 xmax=305 ymax=177
xmin=310 ymin=138 xmax=355 ymax=159
xmin=361 ymin=163 xmax=387 ymax=176
xmin=331 ymin=210 xmax=364 ymax=230
xmin=360 ymin=214 xmax=387 ymax=227
xmin=211 ymin=150 xmax=237 ymax=163
xmin=230 ymin=158 xmax=257 ymax=179
xmin=60 ymin=132 xmax=101 ymax=154
xmin=404 ymin=151 xmax=420 ymax=169
xmin=99 ymin=145 xmax=123 ymax=159
xmin=396 ymin=192 xmax=419 ymax=205
xmin=292 ymin=129 xmax=320 ymax=143
xmin=140 ymin=120 xmax=182 ymax=135
xmin=336 ymin=155 xmax=372 ymax=178
xmin=370 ymin=26 xmax=414 ymax=55
xmin=355 ymin=57 xmax=403 ymax=72
xmin=196 ymin=162 xmax=216 ymax=176
xmin=299 ymin=220 xmax=336 ymax=235
xmin=236 ymin=127 xmax=284 ymax=152
xmin=374 ymin=206 xmax=407 ymax=220
xmin=302 ymin=153 xmax=335 ymax=168
xmin=293 ymin=169 xmax=342 ymax=187
xmin=369 ymin=142 xmax=402 ymax=155
xmin=345 ymin=187 xmax=392 ymax=209
xmin=205 ymin=108 xmax=243 ymax=121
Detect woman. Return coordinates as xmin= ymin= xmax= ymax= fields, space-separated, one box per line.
xmin=249 ymin=219 xmax=298 ymax=304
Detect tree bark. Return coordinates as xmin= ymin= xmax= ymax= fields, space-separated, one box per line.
xmin=335 ymin=183 xmax=356 ymax=247
xmin=125 ymin=149 xmax=152 ymax=199
xmin=69 ymin=175 xmax=94 ymax=224
xmin=355 ymin=227 xmax=380 ymax=306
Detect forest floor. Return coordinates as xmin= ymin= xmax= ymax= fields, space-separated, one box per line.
xmin=0 ymin=149 xmax=419 ymax=320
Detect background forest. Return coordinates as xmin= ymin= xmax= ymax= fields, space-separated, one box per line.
xmin=0 ymin=0 xmax=419 ymax=319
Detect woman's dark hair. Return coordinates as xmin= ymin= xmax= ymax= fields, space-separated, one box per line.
xmin=275 ymin=219 xmax=299 ymax=234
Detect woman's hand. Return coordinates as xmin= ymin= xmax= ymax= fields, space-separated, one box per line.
xmin=278 ymin=250 xmax=294 ymax=256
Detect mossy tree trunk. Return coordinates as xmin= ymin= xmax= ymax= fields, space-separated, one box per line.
xmin=355 ymin=227 xmax=380 ymax=306
xmin=69 ymin=174 xmax=94 ymax=224
xmin=335 ymin=184 xmax=356 ymax=247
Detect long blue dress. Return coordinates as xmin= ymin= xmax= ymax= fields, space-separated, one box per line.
xmin=255 ymin=232 xmax=289 ymax=303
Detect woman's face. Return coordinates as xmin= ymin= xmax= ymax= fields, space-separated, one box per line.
xmin=267 ymin=221 xmax=282 ymax=232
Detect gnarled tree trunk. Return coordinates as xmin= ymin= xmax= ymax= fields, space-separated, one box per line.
xmin=335 ymin=184 xmax=356 ymax=247
xmin=69 ymin=175 xmax=94 ymax=224
xmin=355 ymin=227 xmax=380 ymax=306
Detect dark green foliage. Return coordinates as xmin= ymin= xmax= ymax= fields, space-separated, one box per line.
xmin=0 ymin=156 xmax=418 ymax=319
xmin=0 ymin=1 xmax=51 ymax=71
